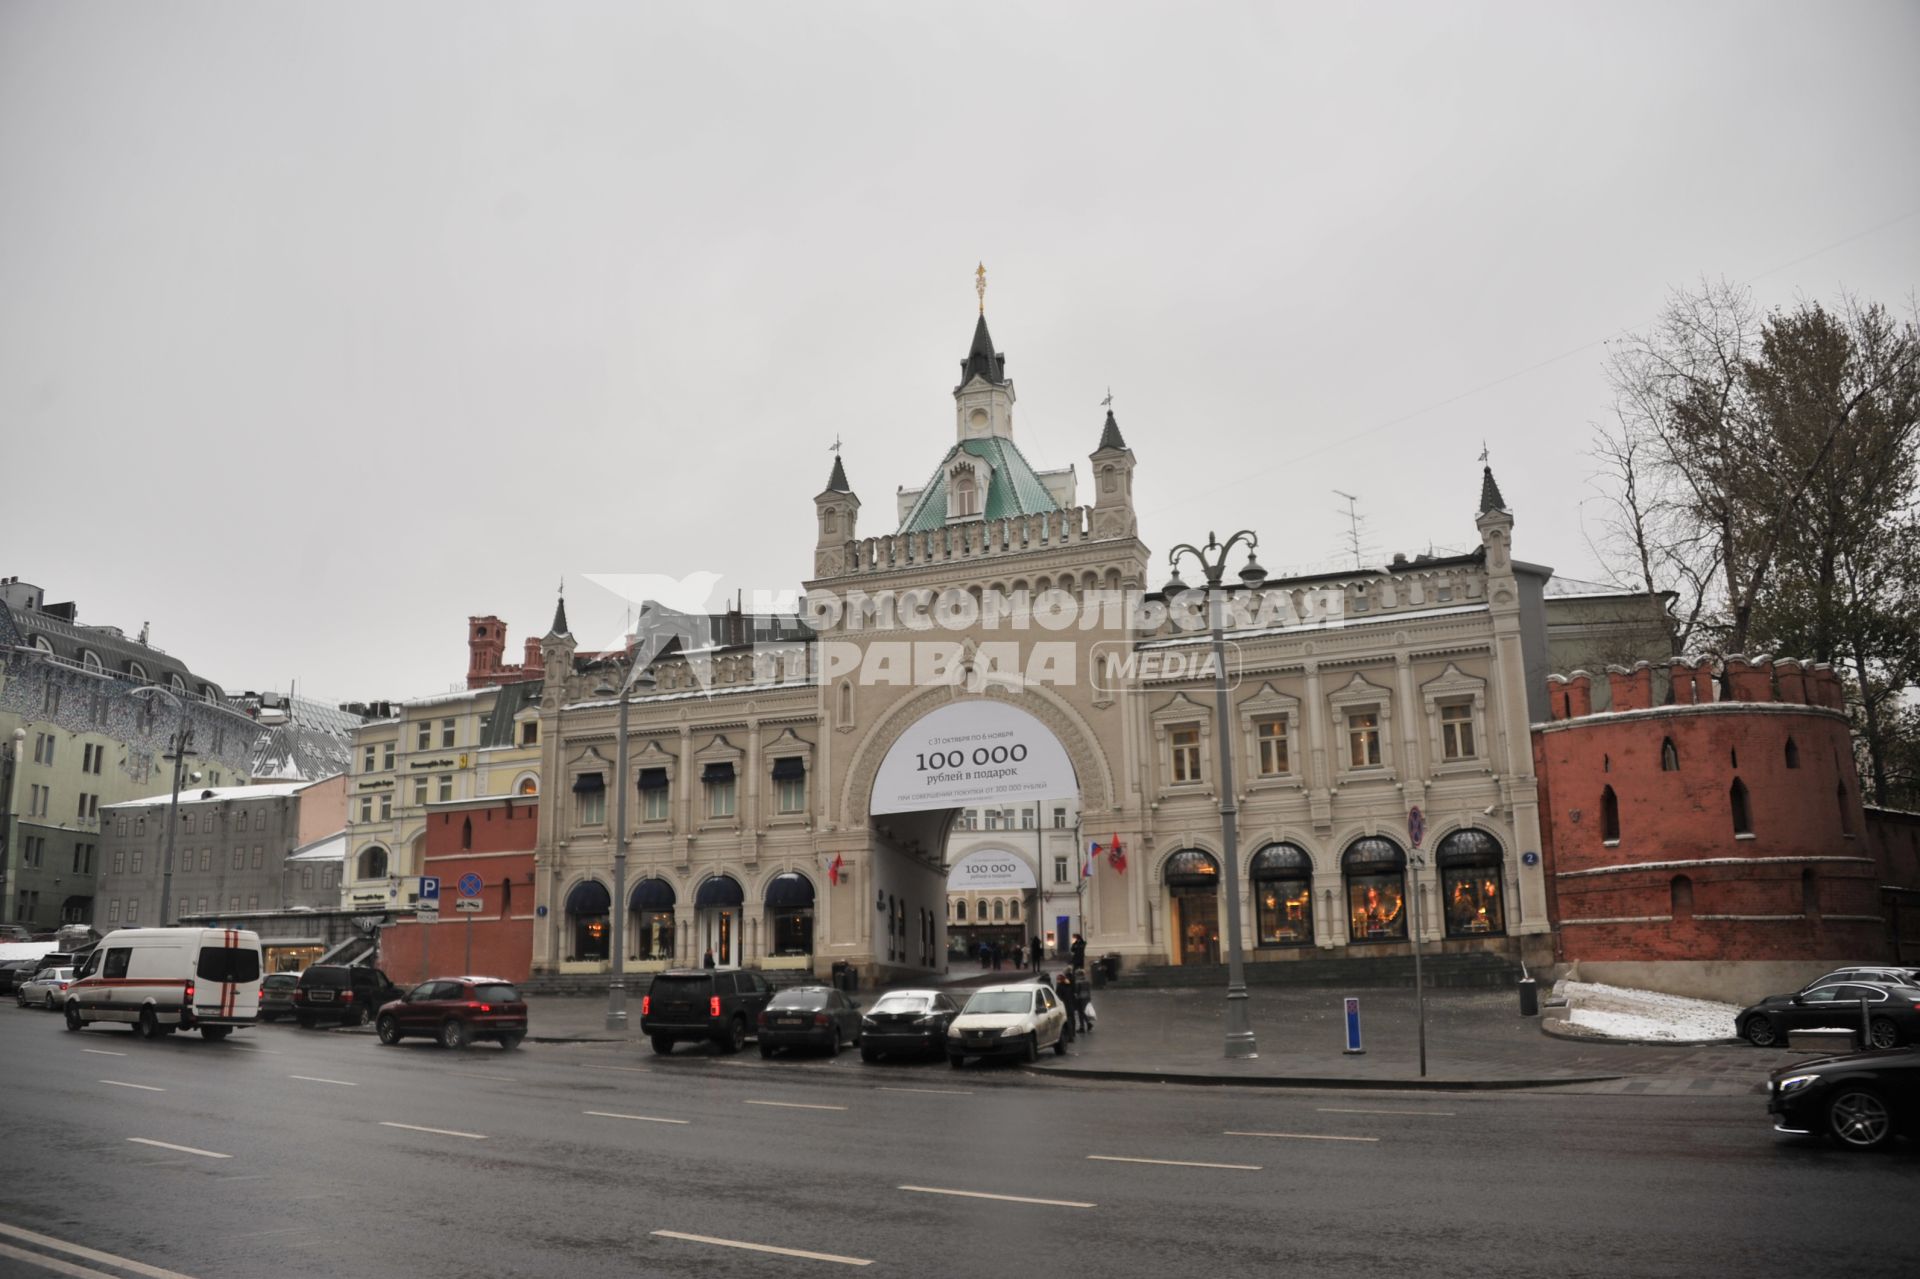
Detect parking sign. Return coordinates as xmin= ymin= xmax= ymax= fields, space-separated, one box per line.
xmin=419 ymin=876 xmax=440 ymax=902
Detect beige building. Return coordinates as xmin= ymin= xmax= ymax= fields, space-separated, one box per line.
xmin=527 ymin=307 xmax=1555 ymax=982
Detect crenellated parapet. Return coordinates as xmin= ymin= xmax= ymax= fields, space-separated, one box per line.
xmin=1546 ymin=655 xmax=1848 ymax=720
xmin=831 ymin=504 xmax=1115 ymax=578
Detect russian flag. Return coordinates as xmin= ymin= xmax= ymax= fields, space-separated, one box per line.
xmin=1082 ymin=840 xmax=1100 ymax=880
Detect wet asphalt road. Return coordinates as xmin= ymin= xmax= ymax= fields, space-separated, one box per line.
xmin=0 ymin=1001 xmax=1915 ymax=1279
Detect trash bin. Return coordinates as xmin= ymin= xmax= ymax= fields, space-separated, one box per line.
xmin=1090 ymin=962 xmax=1107 ymax=990
xmin=1101 ymin=954 xmax=1121 ymax=983
xmin=1517 ymin=977 xmax=1538 ymax=1017
xmin=831 ymin=961 xmax=856 ymax=993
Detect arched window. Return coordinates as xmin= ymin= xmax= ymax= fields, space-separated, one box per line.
xmin=566 ymin=880 xmax=611 ymax=961
xmin=1670 ymin=874 xmax=1694 ymax=922
xmin=1008 ymin=898 xmax=1020 ymax=921
xmin=1784 ymin=737 xmax=1800 ymax=769
xmin=955 ymin=899 xmax=967 ymax=922
xmin=356 ymin=845 xmax=389 ymax=881
xmin=1342 ymin=837 xmax=1407 ymax=943
xmin=1164 ymin=849 xmax=1223 ymax=966
xmin=1436 ymin=829 xmax=1505 ymax=937
xmin=949 ymin=468 xmax=980 ymax=518
xmin=837 ymin=680 xmax=853 ymax=728
xmin=80 ymin=650 xmax=102 ymax=672
xmin=460 ymin=817 xmax=473 ymax=850
xmin=764 ymin=873 xmax=814 ymax=957
xmin=993 ymin=899 xmax=1005 ymax=921
xmin=127 ymin=661 xmax=147 ymax=681
xmin=1660 ymin=738 xmax=1679 ymax=771
xmin=1600 ymin=786 xmax=1620 ymax=842
xmin=515 ymin=774 xmax=539 ymax=796
xmin=1730 ymin=778 xmax=1752 ymax=836
xmin=1251 ymin=842 xmax=1313 ymax=947
xmin=1838 ymin=783 xmax=1854 ymax=835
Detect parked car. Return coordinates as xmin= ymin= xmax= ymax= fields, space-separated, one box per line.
xmin=639 ymin=968 xmax=775 ymax=1055
xmin=258 ymin=972 xmax=300 ymax=1022
xmin=756 ymin=986 xmax=863 ymax=1057
xmin=0 ymin=958 xmax=39 ymax=994
xmin=1738 ymin=982 xmax=1920 ymax=1049
xmin=376 ymin=977 xmax=528 ymax=1050
xmin=860 ymin=989 xmax=961 ymax=1062
xmin=1769 ymin=1045 xmax=1920 ymax=1149
xmin=0 ymin=925 xmax=34 ymax=943
xmin=1800 ymin=967 xmax=1920 ymax=991
xmin=17 ymin=967 xmax=75 ymax=1009
xmin=33 ymin=951 xmax=76 ymax=975
xmin=293 ymin=964 xmax=400 ymax=1028
xmin=946 ymin=982 xmax=1069 ymax=1066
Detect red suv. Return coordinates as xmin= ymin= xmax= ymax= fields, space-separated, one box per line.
xmin=375 ymin=976 xmax=528 ymax=1050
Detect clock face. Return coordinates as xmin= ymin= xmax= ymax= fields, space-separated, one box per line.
xmin=969 ymin=408 xmax=989 ymax=435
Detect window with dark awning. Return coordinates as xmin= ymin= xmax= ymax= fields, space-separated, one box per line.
xmin=566 ymin=880 xmax=611 ymax=915
xmin=1436 ymin=829 xmax=1501 ymax=867
xmin=694 ymin=875 xmax=744 ymax=908
xmin=630 ymin=878 xmax=676 ymax=910
xmin=770 ymin=756 xmax=806 ymax=780
xmin=1163 ymin=848 xmax=1220 ymax=886
xmin=572 ymin=772 xmax=605 ymax=794
xmin=1250 ymin=843 xmax=1311 ymax=878
xmin=701 ymin=761 xmax=736 ymax=783
xmin=637 ymin=767 xmax=669 ymax=791
xmin=764 ymin=873 xmax=815 ymax=908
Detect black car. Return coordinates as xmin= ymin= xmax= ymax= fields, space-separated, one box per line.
xmin=0 ymin=958 xmax=39 ymax=994
xmin=640 ymin=968 xmax=775 ymax=1055
xmin=293 ymin=964 xmax=400 ymax=1028
xmin=757 ymin=986 xmax=863 ymax=1057
xmin=859 ymin=989 xmax=961 ymax=1062
xmin=1737 ymin=981 xmax=1920 ymax=1049
xmin=1769 ymin=1045 xmax=1920 ymax=1149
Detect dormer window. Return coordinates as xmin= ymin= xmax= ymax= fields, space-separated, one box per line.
xmin=949 ymin=466 xmax=980 ymax=519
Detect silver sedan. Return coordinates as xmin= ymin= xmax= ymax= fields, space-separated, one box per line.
xmin=16 ymin=967 xmax=75 ymax=1010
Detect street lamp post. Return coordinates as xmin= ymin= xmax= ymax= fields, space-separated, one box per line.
xmin=131 ymin=687 xmax=195 ymax=928
xmin=1165 ymin=530 xmax=1267 ymax=1060
xmin=595 ymin=657 xmax=658 ymax=1032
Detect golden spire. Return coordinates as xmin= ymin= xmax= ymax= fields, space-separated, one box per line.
xmin=975 ymin=262 xmax=987 ymax=313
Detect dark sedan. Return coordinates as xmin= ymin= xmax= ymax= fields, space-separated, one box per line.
xmin=258 ymin=972 xmax=300 ymax=1022
xmin=1769 ymin=1045 xmax=1920 ymax=1149
xmin=860 ymin=989 xmax=961 ymax=1062
xmin=1738 ymin=982 xmax=1920 ymax=1049
xmin=757 ymin=986 xmax=863 ymax=1057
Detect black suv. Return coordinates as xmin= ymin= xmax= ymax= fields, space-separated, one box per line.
xmin=640 ymin=968 xmax=774 ymax=1054
xmin=293 ymin=965 xmax=400 ymax=1028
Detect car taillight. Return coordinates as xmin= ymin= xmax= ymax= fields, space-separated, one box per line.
xmin=641 ymin=995 xmax=650 ymax=1015
xmin=340 ymin=991 xmax=354 ymax=1003
xmin=184 ymin=982 xmax=195 ymax=1005
xmin=709 ymin=996 xmax=721 ymax=1017
xmin=814 ymin=1013 xmax=829 ymax=1026
xmin=758 ymin=1011 xmax=769 ymax=1025
xmin=473 ymin=1003 xmax=491 ymax=1013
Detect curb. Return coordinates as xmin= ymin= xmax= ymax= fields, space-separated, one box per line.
xmin=1025 ymin=1062 xmax=1619 ymax=1091
xmin=531 ymin=1035 xmax=627 ymax=1045
xmin=1539 ymin=1010 xmax=1741 ymax=1050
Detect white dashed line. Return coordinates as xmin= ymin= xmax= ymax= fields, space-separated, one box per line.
xmin=80 ymin=1049 xmax=126 ymax=1057
xmin=443 ymin=1070 xmax=517 ymax=1082
xmin=576 ymin=1064 xmax=652 ymax=1075
xmin=898 ymin=1185 xmax=1095 ymax=1208
xmin=127 ymin=1138 xmax=230 ymax=1159
xmin=289 ymin=1075 xmax=358 ymax=1087
xmin=1317 ymin=1107 xmax=1455 ymax=1117
xmin=0 ymin=1222 xmax=204 ymax=1279
xmin=651 ymin=1230 xmax=871 ymax=1266
xmin=1226 ymin=1130 xmax=1380 ymax=1143
xmin=744 ymin=1100 xmax=848 ymax=1112
xmin=1087 ymin=1155 xmax=1261 ymax=1170
xmin=585 ymin=1111 xmax=690 ymax=1125
xmin=99 ymin=1080 xmax=164 ymax=1092
xmin=878 ymin=1086 xmax=973 ymax=1096
xmin=378 ymin=1122 xmax=486 ymax=1140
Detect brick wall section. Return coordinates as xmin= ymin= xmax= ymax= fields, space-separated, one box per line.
xmin=380 ymin=797 xmax=537 ymax=983
xmin=1537 ymin=657 xmax=1889 ymax=964
xmin=1864 ymin=807 xmax=1920 ymax=964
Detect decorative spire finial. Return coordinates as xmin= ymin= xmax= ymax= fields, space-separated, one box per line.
xmin=975 ymin=262 xmax=986 ymax=314
xmin=1101 ymin=387 xmax=1113 ymax=410
xmin=1478 ymin=439 xmax=1490 ymax=465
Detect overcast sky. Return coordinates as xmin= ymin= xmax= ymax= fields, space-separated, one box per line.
xmin=4 ymin=1 xmax=1917 ymax=703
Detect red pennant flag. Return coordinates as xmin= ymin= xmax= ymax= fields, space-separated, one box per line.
xmin=1107 ymin=834 xmax=1127 ymax=874
xmin=828 ymin=853 xmax=845 ymax=886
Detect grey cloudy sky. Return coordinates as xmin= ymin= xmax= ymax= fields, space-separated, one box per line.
xmin=4 ymin=1 xmax=1917 ymax=702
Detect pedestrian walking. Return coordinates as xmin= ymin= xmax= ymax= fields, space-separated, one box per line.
xmin=1054 ymin=970 xmax=1077 ymax=1044
xmin=1071 ymin=966 xmax=1093 ymax=1032
xmin=702 ymin=948 xmax=716 ymax=970
xmin=1070 ymin=932 xmax=1087 ymax=970
xmin=1012 ymin=943 xmax=1024 ymax=969
xmin=1031 ymin=934 xmax=1043 ymax=969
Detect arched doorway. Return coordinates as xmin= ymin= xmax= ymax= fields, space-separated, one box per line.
xmin=1342 ymin=837 xmax=1407 ymax=943
xmin=1435 ymin=829 xmax=1504 ymax=937
xmin=695 ymin=874 xmax=744 ymax=967
xmin=565 ymin=880 xmax=610 ymax=961
xmin=630 ymin=878 xmax=675 ymax=962
xmin=764 ymin=872 xmax=816 ymax=961
xmin=1164 ymin=849 xmax=1221 ymax=966
xmin=945 ymin=847 xmax=1039 ymax=967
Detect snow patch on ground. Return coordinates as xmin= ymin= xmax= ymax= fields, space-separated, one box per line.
xmin=1559 ymin=980 xmax=1741 ymax=1041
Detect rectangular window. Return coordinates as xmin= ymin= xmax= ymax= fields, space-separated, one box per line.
xmin=776 ymin=775 xmax=805 ymax=814
xmin=1053 ymin=807 xmax=1067 ymax=828
xmin=126 ymin=898 xmax=139 ymax=922
xmin=441 ymin=719 xmax=456 ymax=748
xmin=135 ymin=816 xmax=145 ymax=836
xmin=1021 ymin=809 xmax=1036 ymax=830
xmin=114 ymin=850 xmax=125 ymax=875
xmin=1257 ymin=720 xmax=1290 ymax=776
xmin=1171 ymin=727 xmax=1202 ymax=783
xmin=247 ymin=895 xmax=258 ymax=910
xmin=363 ymin=745 xmax=376 ymax=772
xmin=577 ymin=777 xmax=607 ymax=826
xmin=378 ymin=794 xmax=392 ymax=821
xmin=302 ymin=868 xmax=314 ymax=889
xmin=382 ymin=743 xmax=395 ymax=771
xmin=109 ymin=899 xmax=121 ymax=922
xmin=707 ymin=777 xmax=736 ymax=819
xmin=986 ymin=810 xmax=1001 ymax=830
xmin=1054 ymin=856 xmax=1069 ymax=884
xmin=416 ymin=722 xmax=431 ymax=750
xmin=228 ymin=896 xmax=240 ymax=912
xmin=359 ymin=797 xmax=373 ymax=823
xmin=254 ymin=811 xmax=265 ymax=831
xmin=438 ymin=775 xmax=453 ymax=803
xmin=322 ymin=867 xmax=335 ymax=888
xmin=196 ymin=897 xmax=208 ymax=914
xmin=200 ymin=848 xmax=211 ymax=871
xmin=521 ymin=721 xmax=538 ymax=746
xmin=1347 ymin=712 xmax=1381 ymax=768
xmin=232 ymin=848 xmax=244 ymax=869
xmin=78 ymin=793 xmax=88 ymax=820
xmin=478 ymin=713 xmax=492 ymax=741
xmin=132 ymin=852 xmax=143 ymax=874
xmin=252 ymin=846 xmax=263 ymax=869
xmin=1441 ymin=703 xmax=1476 ymax=760
xmin=413 ymin=778 xmax=428 ymax=807
xmin=643 ymin=785 xmax=669 ymax=822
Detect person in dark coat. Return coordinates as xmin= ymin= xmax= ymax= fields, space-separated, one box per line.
xmin=702 ymin=948 xmax=716 ymax=969
xmin=1031 ymin=934 xmax=1044 ymax=969
xmin=1070 ymin=933 xmax=1087 ymax=970
xmin=1070 ymin=966 xmax=1093 ymax=1033
xmin=1054 ymin=970 xmax=1077 ymax=1043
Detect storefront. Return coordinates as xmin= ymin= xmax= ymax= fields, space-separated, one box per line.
xmin=694 ymin=874 xmax=743 ymax=967
xmin=261 ymin=939 xmax=325 ymax=974
xmin=630 ymin=877 xmax=675 ymax=961
xmin=566 ymin=879 xmax=610 ymax=961
xmin=1343 ymin=837 xmax=1407 ymax=943
xmin=1250 ymin=843 xmax=1313 ymax=947
xmin=764 ymin=872 xmax=815 ymax=959
xmin=1164 ymin=849 xmax=1221 ymax=965
xmin=1437 ymin=828 xmax=1505 ymax=937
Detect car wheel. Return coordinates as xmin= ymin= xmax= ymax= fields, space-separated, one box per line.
xmin=1743 ymin=1015 xmax=1778 ymax=1047
xmin=759 ymin=1043 xmax=775 ymax=1059
xmin=355 ymin=1004 xmax=373 ymax=1028
xmin=721 ymin=1016 xmax=746 ymax=1054
xmin=830 ymin=1026 xmax=844 ymax=1056
xmin=651 ymin=1035 xmax=676 ymax=1056
xmin=440 ymin=1019 xmax=470 ymax=1051
xmin=1827 ymin=1086 xmax=1894 ymax=1150
xmin=376 ymin=1015 xmax=402 ymax=1045
xmin=1868 ymin=1017 xmax=1900 ymax=1050
xmin=1053 ymin=1033 xmax=1068 ymax=1056
xmin=498 ymin=1032 xmax=524 ymax=1051
xmin=861 ymin=1047 xmax=878 ymax=1063
xmin=949 ymin=1053 xmax=965 ymax=1069
xmin=64 ymin=1002 xmax=84 ymax=1032
xmin=201 ymin=1026 xmax=231 ymax=1041
xmin=137 ymin=1008 xmax=159 ymax=1041
xmin=1023 ymin=1034 xmax=1038 ymax=1064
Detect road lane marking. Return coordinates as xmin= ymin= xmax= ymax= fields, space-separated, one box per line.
xmin=99 ymin=1080 xmax=164 ymax=1092
xmin=289 ymin=1075 xmax=358 ymax=1087
xmin=586 ymin=1111 xmax=690 ymax=1125
xmin=0 ymin=1239 xmax=128 ymax=1279
xmin=576 ymin=1064 xmax=652 ymax=1075
xmin=744 ymin=1100 xmax=848 ymax=1112
xmin=878 ymin=1086 xmax=972 ymax=1096
xmin=127 ymin=1138 xmax=231 ymax=1159
xmin=1226 ymin=1130 xmax=1380 ymax=1143
xmin=1317 ymin=1107 xmax=1454 ymax=1117
xmin=226 ymin=1045 xmax=279 ymax=1054
xmin=651 ymin=1230 xmax=870 ymax=1266
xmin=1087 ymin=1155 xmax=1261 ymax=1171
xmin=80 ymin=1049 xmax=126 ymax=1057
xmin=443 ymin=1070 xmax=516 ymax=1082
xmin=379 ymin=1122 xmax=486 ymax=1140
xmin=898 ymin=1185 xmax=1095 ymax=1208
xmin=0 ymin=1222 xmax=203 ymax=1279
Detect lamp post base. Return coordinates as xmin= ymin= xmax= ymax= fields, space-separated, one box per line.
xmin=605 ymin=981 xmax=628 ymax=1032
xmin=1224 ymin=986 xmax=1258 ymax=1059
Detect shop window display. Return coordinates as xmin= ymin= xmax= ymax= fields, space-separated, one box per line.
xmin=567 ymin=880 xmax=611 ymax=961
xmin=1251 ymin=843 xmax=1313 ymax=946
xmin=631 ymin=878 xmax=675 ymax=961
xmin=1342 ymin=837 xmax=1406 ymax=942
xmin=1436 ymin=829 xmax=1504 ymax=937
xmin=766 ymin=873 xmax=816 ymax=956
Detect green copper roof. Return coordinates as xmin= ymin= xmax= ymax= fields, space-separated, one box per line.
xmin=897 ymin=437 xmax=1064 ymax=533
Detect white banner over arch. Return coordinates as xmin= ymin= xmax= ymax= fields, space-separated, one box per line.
xmin=871 ymin=699 xmax=1079 ymax=815
xmin=948 ymin=849 xmax=1039 ymax=891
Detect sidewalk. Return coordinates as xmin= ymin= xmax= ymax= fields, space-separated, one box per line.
xmin=522 ymin=981 xmax=1808 ymax=1095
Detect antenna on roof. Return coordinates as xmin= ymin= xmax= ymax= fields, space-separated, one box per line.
xmin=1332 ymin=490 xmax=1373 ymax=570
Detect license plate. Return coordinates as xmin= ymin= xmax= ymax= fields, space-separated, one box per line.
xmin=779 ymin=1017 xmax=805 ymax=1026
xmin=310 ymin=991 xmax=334 ymax=1002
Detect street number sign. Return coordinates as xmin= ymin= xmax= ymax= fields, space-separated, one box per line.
xmin=454 ymin=898 xmax=483 ymax=913
xmin=458 ymin=873 xmax=484 ymax=898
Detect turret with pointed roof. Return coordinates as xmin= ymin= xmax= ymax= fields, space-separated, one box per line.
xmin=957 ymin=314 xmax=1007 ymax=389
xmin=1089 ymin=407 xmax=1137 ymax=539
xmin=826 ymin=453 xmax=851 ymax=494
xmin=546 ymin=588 xmax=571 ymax=639
xmin=1479 ymin=465 xmax=1507 ymax=515
xmin=1097 ymin=408 xmax=1127 ymax=452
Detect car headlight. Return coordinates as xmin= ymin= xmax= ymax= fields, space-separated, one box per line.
xmin=861 ymin=1017 xmax=877 ymax=1028
xmin=1777 ymin=1073 xmax=1820 ymax=1094
xmin=999 ymin=1025 xmax=1026 ymax=1038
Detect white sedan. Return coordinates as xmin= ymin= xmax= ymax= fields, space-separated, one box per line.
xmin=947 ymin=982 xmax=1069 ymax=1066
xmin=16 ymin=967 xmax=75 ymax=1010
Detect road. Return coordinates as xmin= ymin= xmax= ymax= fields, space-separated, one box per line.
xmin=0 ymin=1002 xmax=1914 ymax=1279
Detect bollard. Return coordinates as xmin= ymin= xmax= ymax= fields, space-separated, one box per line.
xmin=1861 ymin=995 xmax=1873 ymax=1049
xmin=1342 ymin=996 xmax=1364 ymax=1055
xmin=1518 ymin=977 xmax=1539 ymax=1018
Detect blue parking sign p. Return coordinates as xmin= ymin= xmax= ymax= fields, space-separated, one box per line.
xmin=419 ymin=876 xmax=440 ymax=902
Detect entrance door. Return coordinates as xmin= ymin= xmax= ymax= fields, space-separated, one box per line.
xmin=699 ymin=909 xmax=738 ymax=967
xmin=1172 ymin=890 xmax=1220 ymax=966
